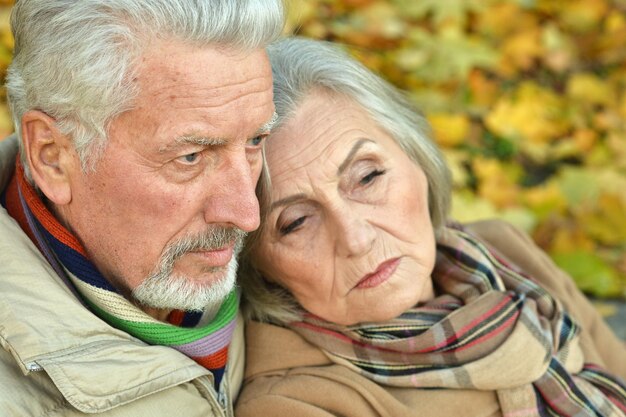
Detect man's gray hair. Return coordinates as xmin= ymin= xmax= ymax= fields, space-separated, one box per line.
xmin=6 ymin=0 xmax=285 ymax=180
xmin=240 ymin=37 xmax=452 ymax=324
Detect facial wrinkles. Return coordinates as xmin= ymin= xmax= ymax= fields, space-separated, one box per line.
xmin=267 ymin=136 xmax=380 ymax=308
xmin=326 ymin=169 xmax=422 ymax=304
xmin=336 ymin=225 xmax=395 ymax=295
xmin=279 ymin=179 xmax=380 ymax=308
xmin=152 ymin=77 xmax=273 ymax=111
xmin=106 ymin=131 xmax=169 ymax=173
xmin=267 ymin=104 xmax=364 ymax=180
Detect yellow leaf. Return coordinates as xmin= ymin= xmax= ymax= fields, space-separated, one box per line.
xmin=450 ymin=190 xmax=498 ymax=223
xmin=605 ymin=134 xmax=626 ymax=170
xmin=522 ymin=182 xmax=568 ymax=220
xmin=427 ymin=112 xmax=470 ymax=148
xmin=485 ymin=82 xmax=569 ymax=144
xmin=0 ymin=8 xmax=12 ymax=51
xmin=476 ymin=2 xmax=530 ymax=39
xmin=472 ymin=157 xmax=520 ymax=208
xmin=550 ymin=227 xmax=596 ymax=254
xmin=468 ymin=69 xmax=499 ymax=108
xmin=558 ymin=0 xmax=609 ymax=33
xmin=573 ymin=128 xmax=598 ymax=153
xmin=497 ymin=27 xmax=543 ymax=75
xmin=567 ymin=73 xmax=616 ymax=106
xmin=619 ymin=91 xmax=626 ymax=119
xmin=0 ymin=103 xmax=12 ymax=138
xmin=552 ymin=128 xmax=598 ymax=159
xmin=579 ymin=193 xmax=626 ymax=245
xmin=605 ymin=9 xmax=626 ymax=33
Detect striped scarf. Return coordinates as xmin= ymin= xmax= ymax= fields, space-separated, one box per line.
xmin=2 ymin=162 xmax=236 ymax=390
xmin=290 ymin=226 xmax=626 ymax=417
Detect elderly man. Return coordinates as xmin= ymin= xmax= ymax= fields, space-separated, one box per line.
xmin=0 ymin=0 xmax=283 ymax=415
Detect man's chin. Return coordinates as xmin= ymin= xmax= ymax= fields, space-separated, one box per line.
xmin=132 ymin=268 xmax=237 ymax=313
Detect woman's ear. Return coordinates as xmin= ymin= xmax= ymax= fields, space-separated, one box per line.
xmin=21 ymin=110 xmax=76 ymax=205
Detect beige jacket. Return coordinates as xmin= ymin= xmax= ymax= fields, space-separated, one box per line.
xmin=236 ymin=220 xmax=626 ymax=417
xmin=0 ymin=136 xmax=245 ymax=416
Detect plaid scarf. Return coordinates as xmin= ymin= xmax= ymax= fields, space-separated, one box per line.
xmin=289 ymin=226 xmax=626 ymax=417
xmin=2 ymin=162 xmax=237 ymax=390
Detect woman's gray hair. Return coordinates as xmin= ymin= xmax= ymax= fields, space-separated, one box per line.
xmin=6 ymin=0 xmax=284 ymax=181
xmin=240 ymin=37 xmax=452 ymax=324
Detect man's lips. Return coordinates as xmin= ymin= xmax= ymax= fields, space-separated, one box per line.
xmin=189 ymin=244 xmax=235 ymax=268
xmin=355 ymin=258 xmax=401 ymax=289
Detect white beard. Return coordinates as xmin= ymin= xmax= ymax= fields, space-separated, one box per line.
xmin=132 ymin=227 xmax=245 ymax=312
xmin=132 ymin=254 xmax=239 ymax=312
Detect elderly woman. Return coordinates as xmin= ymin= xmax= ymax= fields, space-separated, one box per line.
xmin=235 ymin=37 xmax=626 ymax=417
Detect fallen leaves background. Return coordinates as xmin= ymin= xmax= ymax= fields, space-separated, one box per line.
xmin=0 ymin=0 xmax=623 ymax=299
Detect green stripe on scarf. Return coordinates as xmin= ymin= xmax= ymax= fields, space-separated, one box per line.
xmin=84 ymin=291 xmax=238 ymax=345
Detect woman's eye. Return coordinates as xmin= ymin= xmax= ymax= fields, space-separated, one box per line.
xmin=360 ymin=169 xmax=386 ymax=186
xmin=177 ymin=152 xmax=201 ymax=165
xmin=279 ymin=216 xmax=306 ymax=235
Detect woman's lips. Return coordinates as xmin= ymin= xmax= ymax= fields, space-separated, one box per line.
xmin=355 ymin=258 xmax=401 ymax=289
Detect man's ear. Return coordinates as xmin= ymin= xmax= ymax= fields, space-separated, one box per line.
xmin=21 ymin=110 xmax=76 ymax=205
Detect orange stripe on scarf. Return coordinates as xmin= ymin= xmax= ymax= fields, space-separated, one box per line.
xmin=195 ymin=346 xmax=229 ymax=369
xmin=8 ymin=161 xmax=87 ymax=256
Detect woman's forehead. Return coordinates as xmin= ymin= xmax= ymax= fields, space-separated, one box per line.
xmin=265 ymin=93 xmax=385 ymax=171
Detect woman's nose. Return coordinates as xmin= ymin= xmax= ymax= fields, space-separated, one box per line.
xmin=333 ymin=206 xmax=376 ymax=258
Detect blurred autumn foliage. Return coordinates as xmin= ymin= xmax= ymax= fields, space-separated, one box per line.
xmin=0 ymin=0 xmax=624 ymax=298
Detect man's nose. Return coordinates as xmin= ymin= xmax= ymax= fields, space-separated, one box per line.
xmin=333 ymin=205 xmax=376 ymax=258
xmin=202 ymin=154 xmax=260 ymax=233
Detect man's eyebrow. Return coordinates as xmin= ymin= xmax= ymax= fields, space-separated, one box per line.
xmin=159 ymin=113 xmax=278 ymax=154
xmin=269 ymin=193 xmax=307 ymax=212
xmin=159 ymin=135 xmax=226 ymax=153
xmin=337 ymin=138 xmax=374 ymax=175
xmin=254 ymin=111 xmax=278 ymax=136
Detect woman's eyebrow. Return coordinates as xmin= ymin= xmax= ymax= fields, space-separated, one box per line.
xmin=337 ymin=138 xmax=374 ymax=175
xmin=269 ymin=139 xmax=374 ymax=213
xmin=270 ymin=193 xmax=308 ymax=212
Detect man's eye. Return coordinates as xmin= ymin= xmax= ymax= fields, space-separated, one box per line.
xmin=360 ymin=169 xmax=386 ymax=186
xmin=279 ymin=216 xmax=306 ymax=235
xmin=178 ymin=152 xmax=201 ymax=164
xmin=247 ymin=134 xmax=267 ymax=147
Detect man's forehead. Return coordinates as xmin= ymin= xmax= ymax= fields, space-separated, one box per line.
xmin=136 ymin=41 xmax=270 ymax=85
xmin=134 ymin=50 xmax=273 ymax=112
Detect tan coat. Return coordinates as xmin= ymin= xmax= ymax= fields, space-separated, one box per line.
xmin=0 ymin=136 xmax=245 ymax=416
xmin=236 ymin=220 xmax=626 ymax=417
